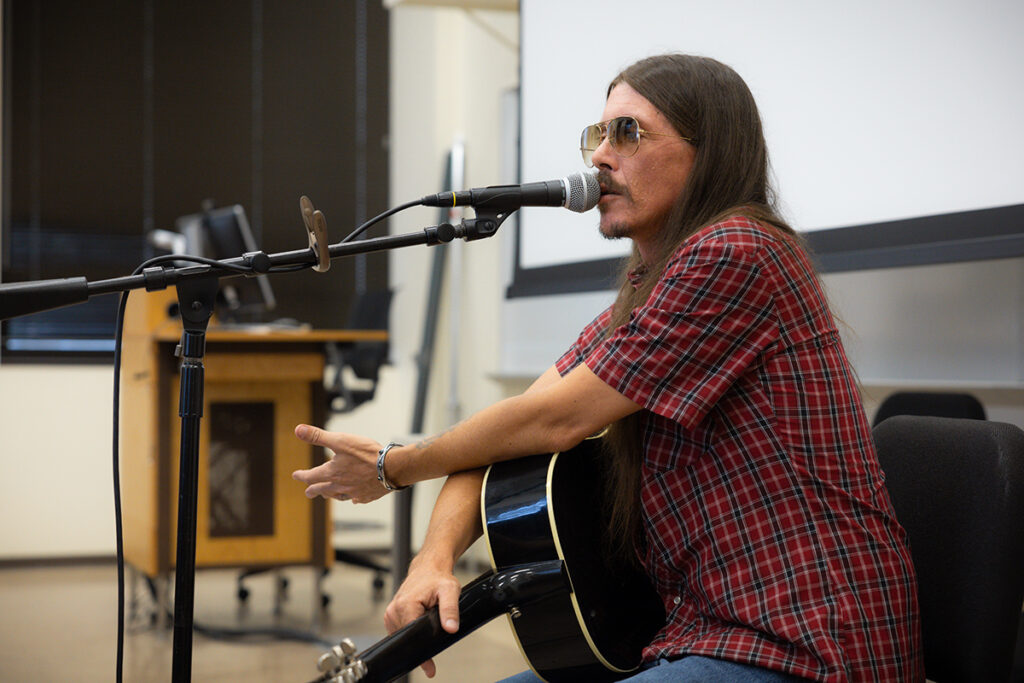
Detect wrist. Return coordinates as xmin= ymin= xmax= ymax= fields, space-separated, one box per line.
xmin=409 ymin=547 xmax=456 ymax=575
xmin=376 ymin=442 xmax=409 ymax=491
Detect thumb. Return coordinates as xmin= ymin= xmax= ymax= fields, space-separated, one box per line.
xmin=436 ymin=583 xmax=461 ymax=634
xmin=294 ymin=423 xmax=322 ymax=443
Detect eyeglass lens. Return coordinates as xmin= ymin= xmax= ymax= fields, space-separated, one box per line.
xmin=580 ymin=116 xmax=641 ymax=167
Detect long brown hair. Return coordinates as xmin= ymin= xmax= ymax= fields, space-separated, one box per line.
xmin=601 ymin=54 xmax=796 ymax=562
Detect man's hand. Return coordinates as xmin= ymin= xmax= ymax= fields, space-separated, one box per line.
xmin=291 ymin=424 xmax=387 ymax=503
xmin=383 ymin=559 xmax=463 ymax=678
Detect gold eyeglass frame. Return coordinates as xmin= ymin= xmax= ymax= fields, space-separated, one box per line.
xmin=580 ymin=115 xmax=696 ymax=167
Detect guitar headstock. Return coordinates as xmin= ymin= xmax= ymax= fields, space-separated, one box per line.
xmin=315 ymin=638 xmax=367 ymax=683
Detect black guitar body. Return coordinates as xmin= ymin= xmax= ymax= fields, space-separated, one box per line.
xmin=482 ymin=436 xmax=665 ymax=682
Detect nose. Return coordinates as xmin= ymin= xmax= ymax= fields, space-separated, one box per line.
xmin=589 ymin=134 xmax=617 ymax=170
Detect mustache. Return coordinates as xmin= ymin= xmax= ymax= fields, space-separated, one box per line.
xmin=596 ymin=170 xmax=629 ymax=198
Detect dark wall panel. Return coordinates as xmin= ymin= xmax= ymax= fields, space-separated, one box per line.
xmin=3 ymin=0 xmax=390 ymax=351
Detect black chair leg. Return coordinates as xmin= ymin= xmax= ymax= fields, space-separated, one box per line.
xmin=334 ymin=548 xmax=389 ymax=601
xmin=236 ymin=567 xmax=288 ymax=603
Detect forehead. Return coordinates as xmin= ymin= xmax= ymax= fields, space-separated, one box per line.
xmin=602 ymin=82 xmax=669 ymax=127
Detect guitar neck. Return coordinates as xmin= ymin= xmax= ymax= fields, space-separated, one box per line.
xmin=336 ymin=560 xmax=567 ymax=683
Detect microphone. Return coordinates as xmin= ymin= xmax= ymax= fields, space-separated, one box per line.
xmin=420 ymin=171 xmax=600 ymax=214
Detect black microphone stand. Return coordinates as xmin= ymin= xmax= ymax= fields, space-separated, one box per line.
xmin=0 ymin=206 xmax=508 ymax=683
xmin=168 ymin=274 xmax=218 ymax=681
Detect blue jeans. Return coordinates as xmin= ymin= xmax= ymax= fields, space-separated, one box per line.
xmin=497 ymin=656 xmax=806 ymax=682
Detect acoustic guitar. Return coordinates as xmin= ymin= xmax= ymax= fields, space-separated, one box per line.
xmin=310 ymin=435 xmax=665 ymax=683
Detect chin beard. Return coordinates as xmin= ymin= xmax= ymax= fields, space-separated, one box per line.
xmin=599 ymin=219 xmax=632 ymax=240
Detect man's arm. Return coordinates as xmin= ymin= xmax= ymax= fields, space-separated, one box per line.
xmin=385 ymin=363 xmax=563 ymax=633
xmin=379 ymin=365 xmax=565 ymax=678
xmin=391 ymin=362 xmax=638 ymax=483
xmin=290 ymin=362 xmax=638 ymax=501
xmin=381 ymin=468 xmax=483 ymax=678
xmin=292 ymin=363 xmax=640 ymax=502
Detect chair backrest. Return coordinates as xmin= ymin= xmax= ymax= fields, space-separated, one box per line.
xmin=345 ymin=289 xmax=393 ymax=381
xmin=872 ymin=391 xmax=986 ymax=426
xmin=326 ymin=289 xmax=393 ymax=412
xmin=873 ymin=415 xmax=1024 ymax=682
xmin=346 ymin=289 xmax=393 ymax=331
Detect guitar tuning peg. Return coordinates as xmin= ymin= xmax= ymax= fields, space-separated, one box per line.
xmin=338 ymin=659 xmax=367 ymax=682
xmin=317 ymin=645 xmax=343 ymax=673
xmin=339 ymin=638 xmax=358 ymax=656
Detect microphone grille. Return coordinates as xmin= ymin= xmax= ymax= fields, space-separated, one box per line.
xmin=564 ymin=170 xmax=600 ymax=213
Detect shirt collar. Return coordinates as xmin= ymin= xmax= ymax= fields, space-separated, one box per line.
xmin=627 ymin=264 xmax=648 ymax=289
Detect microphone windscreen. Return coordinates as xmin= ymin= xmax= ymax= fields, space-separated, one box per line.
xmin=564 ymin=170 xmax=600 ymax=213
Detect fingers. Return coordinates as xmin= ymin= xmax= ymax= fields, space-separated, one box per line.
xmin=436 ymin=582 xmax=461 ymax=633
xmin=291 ymin=426 xmax=388 ymax=503
xmin=300 ymin=482 xmax=339 ymax=500
xmin=383 ymin=569 xmax=461 ymax=679
xmin=383 ymin=598 xmax=438 ymax=678
xmin=383 ymin=597 xmax=420 ymax=634
xmin=291 ymin=429 xmax=332 ymax=488
xmin=291 ymin=459 xmax=329 ymax=484
xmin=420 ymin=659 xmax=437 ymax=678
xmin=291 ymin=462 xmax=337 ymax=499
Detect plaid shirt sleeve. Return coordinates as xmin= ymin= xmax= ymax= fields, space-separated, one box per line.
xmin=556 ymin=305 xmax=613 ymax=375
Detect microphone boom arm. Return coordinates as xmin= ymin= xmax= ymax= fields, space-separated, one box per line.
xmin=0 ymin=219 xmax=466 ymax=321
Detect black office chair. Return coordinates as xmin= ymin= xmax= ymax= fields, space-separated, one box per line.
xmin=872 ymin=391 xmax=986 ymax=427
xmin=325 ymin=289 xmax=393 ymax=413
xmin=873 ymin=415 xmax=1024 ymax=682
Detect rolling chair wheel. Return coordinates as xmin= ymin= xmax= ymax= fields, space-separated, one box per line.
xmin=371 ymin=574 xmax=386 ymax=601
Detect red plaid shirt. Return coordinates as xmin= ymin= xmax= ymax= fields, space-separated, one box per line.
xmin=556 ymin=217 xmax=922 ymax=681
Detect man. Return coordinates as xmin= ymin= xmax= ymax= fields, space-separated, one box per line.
xmin=293 ymin=54 xmax=923 ymax=681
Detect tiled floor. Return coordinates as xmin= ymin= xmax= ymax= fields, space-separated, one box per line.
xmin=0 ymin=560 xmax=527 ymax=682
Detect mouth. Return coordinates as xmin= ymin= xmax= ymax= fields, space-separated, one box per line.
xmin=598 ymin=184 xmax=623 ymax=207
xmin=596 ymin=171 xmax=625 ymax=199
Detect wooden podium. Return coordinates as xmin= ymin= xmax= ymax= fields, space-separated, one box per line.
xmin=119 ymin=289 xmax=387 ymax=586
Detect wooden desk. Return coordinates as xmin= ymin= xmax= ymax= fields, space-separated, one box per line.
xmin=119 ymin=289 xmax=386 ymax=581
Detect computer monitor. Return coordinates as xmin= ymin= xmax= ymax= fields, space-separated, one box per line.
xmin=175 ymin=204 xmax=276 ymax=324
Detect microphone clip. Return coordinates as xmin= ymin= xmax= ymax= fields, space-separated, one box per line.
xmin=455 ymin=210 xmax=507 ymax=242
xmin=300 ymin=195 xmax=331 ymax=272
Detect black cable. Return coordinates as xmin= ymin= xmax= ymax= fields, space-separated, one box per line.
xmin=132 ymin=574 xmax=335 ymax=647
xmin=191 ymin=620 xmax=335 ymax=648
xmin=113 ymin=291 xmax=129 ymax=683
xmin=339 ymin=199 xmax=423 ymax=243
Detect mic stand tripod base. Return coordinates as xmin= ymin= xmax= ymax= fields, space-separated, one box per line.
xmin=170 ymin=275 xmax=218 ymax=683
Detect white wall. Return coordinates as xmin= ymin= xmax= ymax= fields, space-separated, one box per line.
xmin=0 ymin=366 xmax=117 ymax=557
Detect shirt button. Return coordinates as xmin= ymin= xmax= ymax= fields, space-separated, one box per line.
xmin=673 ymin=596 xmax=681 ymax=605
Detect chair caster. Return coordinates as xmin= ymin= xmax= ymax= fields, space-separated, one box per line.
xmin=371 ymin=574 xmax=386 ymax=602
